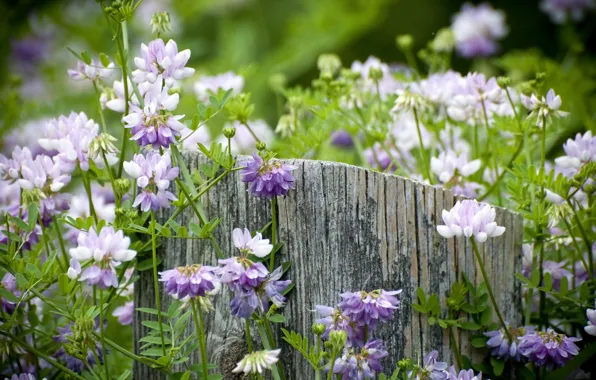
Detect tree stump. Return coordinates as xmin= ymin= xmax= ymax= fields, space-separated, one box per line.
xmin=134 ymin=153 xmax=523 ymax=378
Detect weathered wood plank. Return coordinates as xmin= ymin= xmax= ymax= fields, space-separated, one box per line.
xmin=134 ymin=153 xmax=523 ymax=378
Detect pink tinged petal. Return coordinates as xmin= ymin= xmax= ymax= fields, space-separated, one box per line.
xmin=173 ymin=67 xmax=195 ymax=80
xmin=476 ymin=232 xmax=488 ymax=243
xmin=461 ymin=159 xmax=481 ymax=176
xmin=162 ymin=93 xmax=180 ymax=111
xmin=463 ymin=226 xmax=473 ymax=238
xmin=492 ymin=226 xmax=506 ymax=237
xmin=106 ymin=99 xmax=125 ymax=113
xmin=123 ymin=113 xmax=142 ymax=126
xmin=232 ymin=228 xmax=245 ymax=248
xmin=123 ymin=161 xmax=142 ymax=178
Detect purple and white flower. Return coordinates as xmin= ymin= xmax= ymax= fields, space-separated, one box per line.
xmin=338 ymin=289 xmax=401 ymax=329
xmin=521 ymin=89 xmax=569 ymax=128
xmin=351 ymin=56 xmax=401 ymax=98
xmin=518 ymin=328 xmax=581 ymax=369
xmin=241 ymin=153 xmax=296 ymax=198
xmin=68 ymin=227 xmax=137 ymax=289
xmin=407 ymin=350 xmax=449 ymax=379
xmin=68 ymin=59 xmax=114 ymax=82
xmin=431 ymin=151 xmax=481 ymax=184
xmin=194 ymin=71 xmax=244 ymax=102
xmin=484 ymin=325 xmax=534 ymax=362
xmin=123 ymin=82 xmax=185 ymax=149
xmin=447 ymin=367 xmax=483 ymax=380
xmin=123 ymin=151 xmax=179 ymax=212
xmin=554 ymin=131 xmax=596 ymax=178
xmin=437 ymin=199 xmax=506 ymax=242
xmin=232 ymin=227 xmax=273 ymax=258
xmin=54 ymin=322 xmax=103 ymax=373
xmin=315 ymin=305 xmax=364 ymax=347
xmin=132 ymin=39 xmax=194 ymax=87
xmin=585 ymin=301 xmax=596 ymax=336
xmin=0 ymin=273 xmax=19 ymax=314
xmin=112 ymin=301 xmax=134 ymax=326
xmin=232 ymin=349 xmax=281 ymax=374
xmin=332 ymin=340 xmax=388 ymax=379
xmin=451 ymin=3 xmax=508 ymax=58
xmin=159 ymin=264 xmax=219 ymax=299
xmin=540 ymin=0 xmax=594 ymax=24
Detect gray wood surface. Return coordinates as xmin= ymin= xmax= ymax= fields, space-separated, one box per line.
xmin=133 ymin=153 xmax=523 ymax=379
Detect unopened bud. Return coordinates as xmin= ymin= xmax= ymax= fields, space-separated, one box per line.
xmin=256 ymin=142 xmax=267 ymax=151
xmin=275 ymin=114 xmax=295 ymax=138
xmin=268 ymin=73 xmax=287 ymax=92
xmin=329 ymin=330 xmax=348 ymax=351
xmin=497 ymin=76 xmax=511 ymax=88
xmin=431 ymin=28 xmax=454 ymax=53
xmin=368 ymin=67 xmax=384 ymax=81
xmin=317 ymin=54 xmax=342 ymax=76
xmin=396 ymin=34 xmax=414 ymax=51
xmin=114 ymin=178 xmax=131 ymax=197
xmin=88 ymin=133 xmax=118 ymax=160
xmin=150 ymin=11 xmax=171 ymax=36
xmin=223 ymin=127 xmax=236 ymax=139
xmin=312 ymin=323 xmax=326 ymax=336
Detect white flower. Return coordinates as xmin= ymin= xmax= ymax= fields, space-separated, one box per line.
xmin=521 ymin=89 xmax=569 ymax=127
xmin=437 ymin=199 xmax=506 ymax=242
xmin=232 ymin=227 xmax=273 ymax=258
xmin=193 ymin=71 xmax=244 ymax=102
xmin=232 ymin=349 xmax=281 ymax=374
xmin=431 ymin=151 xmax=481 ymax=184
xmin=132 ymin=39 xmax=194 ymax=87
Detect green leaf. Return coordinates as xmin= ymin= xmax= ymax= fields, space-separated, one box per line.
xmin=460 ymin=322 xmax=481 ymax=331
xmin=480 ymin=308 xmax=492 ymax=326
xmin=26 ymin=263 xmax=41 ymax=279
xmin=141 ymin=347 xmax=168 ymax=357
xmin=137 ymin=258 xmax=161 ymax=271
xmin=27 ymin=203 xmax=39 ymax=230
xmin=437 ymin=319 xmax=447 ymax=329
xmin=530 ymin=267 xmax=540 ymax=287
xmin=543 ymin=272 xmax=552 ymax=291
xmin=117 ymin=370 xmax=131 ymax=380
xmin=136 ymin=307 xmax=160 ymax=315
xmin=142 ymin=321 xmax=172 ymax=332
xmin=99 ymin=53 xmax=110 ymax=67
xmin=269 ymin=314 xmax=286 ymax=323
xmin=490 ymin=357 xmax=505 ymax=376
xmin=81 ymin=50 xmax=92 ymax=65
xmin=559 ymin=276 xmax=568 ymax=296
xmin=0 ymin=287 xmax=17 ymax=302
xmin=190 ymin=114 xmax=200 ymax=131
xmin=416 ymin=287 xmax=426 ymax=305
xmin=180 ymin=371 xmax=191 ymax=380
xmin=471 ymin=336 xmax=487 ymax=348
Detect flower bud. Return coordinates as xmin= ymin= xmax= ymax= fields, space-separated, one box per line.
xmin=256 ymin=142 xmax=267 ymax=151
xmin=88 ymin=133 xmax=118 ymax=161
xmin=368 ymin=67 xmax=384 ymax=81
xmin=223 ymin=127 xmax=236 ymax=139
xmin=312 ymin=323 xmax=326 ymax=336
xmin=497 ymin=76 xmax=511 ymax=88
xmin=430 ymin=28 xmax=454 ymax=53
xmin=114 ymin=178 xmax=131 ymax=197
xmin=328 ymin=330 xmax=348 ymax=351
xmin=73 ymin=317 xmax=96 ymax=342
xmin=268 ymin=73 xmax=287 ymax=93
xmin=275 ymin=114 xmax=295 ymax=138
xmin=150 ymin=11 xmax=171 ymax=36
xmin=396 ymin=34 xmax=414 ymax=51
xmin=398 ymin=358 xmax=412 ymax=371
xmin=317 ymin=54 xmax=342 ymax=76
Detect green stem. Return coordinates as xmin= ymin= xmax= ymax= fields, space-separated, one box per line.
xmin=470 ymin=238 xmax=512 ymax=341
xmin=327 ymin=349 xmax=339 ymax=380
xmin=478 ymin=137 xmax=524 ymax=201
xmin=117 ymin=20 xmax=130 ymax=178
xmin=53 ymin=218 xmax=69 ymax=271
xmin=270 ymin=197 xmax=277 ymax=271
xmin=245 ymin=318 xmax=254 ymax=353
xmin=93 ymin=82 xmax=108 ymax=133
xmin=191 ymin=299 xmax=209 ymax=379
xmin=81 ymin=171 xmax=98 ymax=224
xmin=243 ymin=121 xmax=261 ymax=144
xmin=2 ymin=331 xmax=86 ymax=379
xmin=412 ymin=107 xmax=431 ymax=182
xmin=449 ymin=326 xmax=463 ymax=371
xmin=150 ymin=211 xmax=167 ymax=355
xmin=99 ymin=288 xmax=109 ymax=379
xmin=565 ymin=198 xmax=594 ymax=277
xmin=102 ymin=151 xmax=121 ymax=207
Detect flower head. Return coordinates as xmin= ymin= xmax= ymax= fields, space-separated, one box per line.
xmin=315 ymin=305 xmax=364 ymax=347
xmin=68 ymin=227 xmax=137 ymax=289
xmin=521 ymin=89 xmax=569 ymax=127
xmin=333 ymin=340 xmax=388 ymax=379
xmin=123 ymin=82 xmax=185 ymax=149
xmin=451 ymin=3 xmax=508 ymax=58
xmin=437 ymin=200 xmax=506 ymax=242
xmin=518 ymin=328 xmax=581 ymax=369
xmin=584 ymin=302 xmax=596 ymax=336
xmin=159 ymin=264 xmax=219 ymax=299
xmin=68 ymin=59 xmax=114 ymax=82
xmin=194 ymin=71 xmax=244 ymax=102
xmin=123 ymin=151 xmax=179 ymax=212
xmin=53 ymin=322 xmax=104 ymax=373
xmin=554 ymin=131 xmax=596 ymax=177
xmin=232 ymin=349 xmax=281 ymax=374
xmin=112 ymin=301 xmax=134 ymax=326
xmin=241 ymin=153 xmax=296 ymax=198
xmin=350 ymin=56 xmax=400 ymax=98
xmin=6 ymin=375 xmax=38 ymax=380
xmin=233 ymin=227 xmax=273 ymax=258
xmin=484 ymin=325 xmax=534 ymax=362
xmin=540 ymin=0 xmax=594 ymax=24
xmin=447 ymin=367 xmax=482 ymax=380
xmin=431 ymin=151 xmax=481 ymax=184
xmin=338 ymin=289 xmax=401 ymax=329
xmin=132 ymin=39 xmax=194 ymax=87
xmin=407 ymin=350 xmax=449 ymax=379
xmin=0 ymin=273 xmax=19 ymax=314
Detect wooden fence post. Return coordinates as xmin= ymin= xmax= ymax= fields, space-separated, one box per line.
xmin=134 ymin=153 xmax=523 ymax=379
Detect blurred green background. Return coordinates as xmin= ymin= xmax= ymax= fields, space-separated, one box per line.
xmin=0 ymin=0 xmax=594 ymax=131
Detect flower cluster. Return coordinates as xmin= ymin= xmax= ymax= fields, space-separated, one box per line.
xmin=518 ymin=328 xmax=581 ymax=370
xmin=484 ymin=325 xmax=534 ymax=362
xmin=241 ymin=153 xmax=297 ymax=198
xmin=437 ymin=199 xmax=506 ymax=242
xmin=68 ymin=226 xmax=137 ymax=289
xmin=124 ymin=151 xmax=179 ymax=212
xmin=451 ymin=3 xmax=508 ymax=58
xmin=68 ymin=59 xmax=114 ymax=82
xmin=194 ymin=71 xmax=244 ymax=102
xmin=159 ymin=265 xmax=219 ymax=299
xmin=132 ymin=39 xmax=194 ymax=87
xmin=521 ymin=89 xmax=569 ymax=128
xmin=53 ymin=321 xmax=104 ymax=373
xmin=232 ymin=349 xmax=281 ymax=374
xmin=332 ymin=340 xmax=388 ymax=379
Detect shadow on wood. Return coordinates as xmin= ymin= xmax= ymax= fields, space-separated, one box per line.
xmin=133 ymin=153 xmax=523 ymax=378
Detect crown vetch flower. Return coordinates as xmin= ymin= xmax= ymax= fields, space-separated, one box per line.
xmin=407 ymin=350 xmax=449 ymax=379
xmin=123 ymin=82 xmax=185 ymax=149
xmin=540 ymin=0 xmax=595 ymax=24
xmin=233 ymin=227 xmax=273 ymax=258
xmin=338 ymin=289 xmax=401 ymax=329
xmin=159 ymin=264 xmax=219 ymax=299
xmin=132 ymin=39 xmax=194 ymax=87
xmin=451 ymin=3 xmax=508 ymax=58
xmin=521 ymin=89 xmax=569 ymax=127
xmin=232 ymin=349 xmax=281 ymax=374
xmin=53 ymin=322 xmax=104 ymax=373
xmin=333 ymin=340 xmax=388 ymax=379
xmin=194 ymin=71 xmax=244 ymax=102
xmin=554 ymin=131 xmax=596 ymax=177
xmin=6 ymin=375 xmax=38 ymax=380
xmin=431 ymin=151 xmax=481 ymax=184
xmin=484 ymin=325 xmax=534 ymax=362
xmin=447 ymin=367 xmax=483 ymax=380
xmin=0 ymin=273 xmax=19 ymax=314
xmin=586 ymin=302 xmax=596 ymax=336
xmin=518 ymin=328 xmax=581 ymax=369
xmin=241 ymin=152 xmax=296 ymax=198
xmin=315 ymin=305 xmax=364 ymax=347
xmin=112 ymin=301 xmax=134 ymax=326
xmin=68 ymin=59 xmax=114 ymax=82
xmin=350 ymin=56 xmax=400 ymax=98
xmin=437 ymin=200 xmax=506 ymax=242
xmin=68 ymin=227 xmax=137 ymax=289
xmin=123 ymin=151 xmax=179 ymax=212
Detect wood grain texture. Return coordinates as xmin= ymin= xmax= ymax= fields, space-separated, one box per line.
xmin=134 ymin=153 xmax=523 ymax=378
